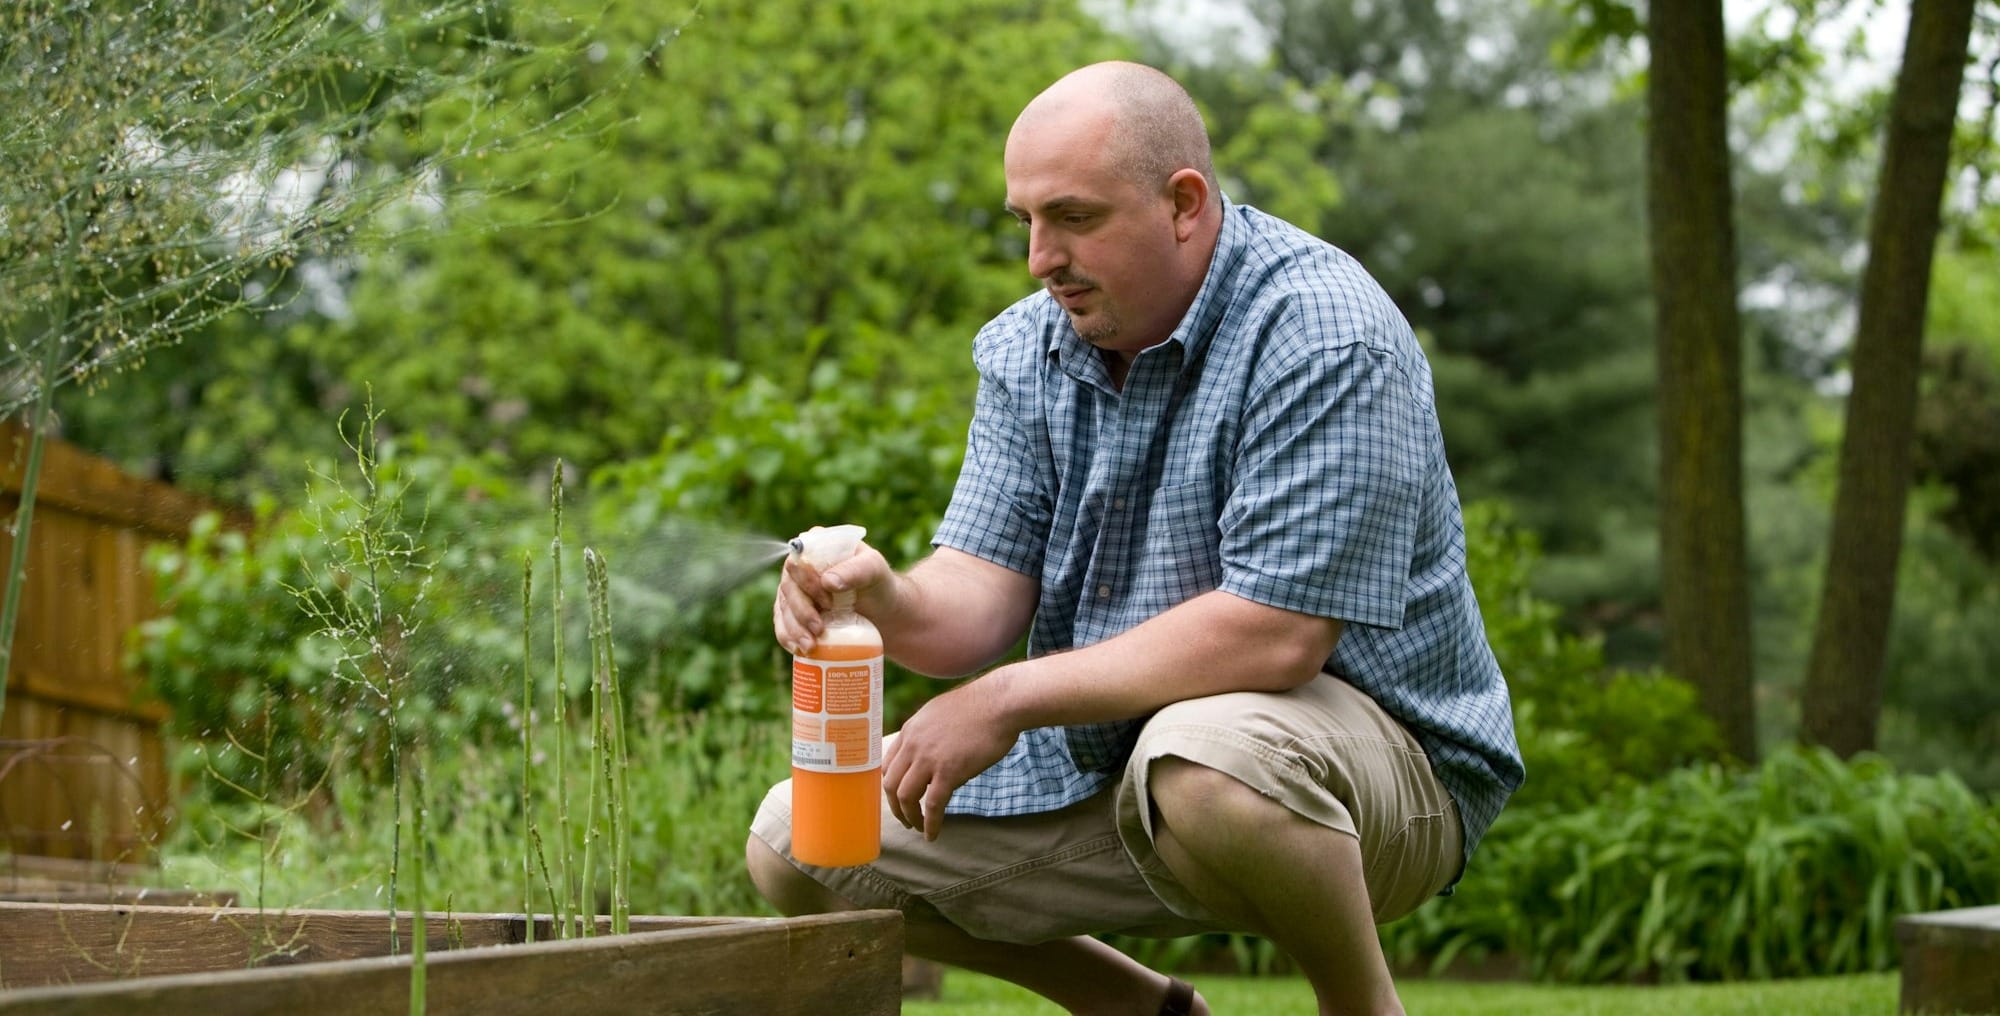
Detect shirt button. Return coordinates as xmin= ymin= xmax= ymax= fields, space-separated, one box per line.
xmin=1097 ymin=584 xmax=1112 ymax=599
xmin=1112 ymin=497 xmax=1128 ymax=510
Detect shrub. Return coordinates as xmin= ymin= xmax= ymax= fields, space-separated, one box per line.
xmin=160 ymin=701 xmax=787 ymax=920
xmin=135 ymin=438 xmax=536 ymax=806
xmin=1463 ymin=501 xmax=1724 ymax=812
xmin=589 ymin=361 xmax=971 ymax=721
xmin=136 ymin=369 xmax=970 ymax=813
xmin=1382 ymin=745 xmax=2000 ymax=983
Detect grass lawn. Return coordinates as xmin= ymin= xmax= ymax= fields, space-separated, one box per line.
xmin=905 ymin=970 xmax=1909 ymax=1015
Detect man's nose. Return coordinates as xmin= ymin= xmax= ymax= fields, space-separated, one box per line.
xmin=1026 ymin=222 xmax=1067 ymax=280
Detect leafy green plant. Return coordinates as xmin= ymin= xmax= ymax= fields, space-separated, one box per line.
xmin=1464 ymin=500 xmax=1725 ymax=811
xmin=134 ymin=444 xmax=532 ymax=808
xmin=290 ymin=399 xmax=437 ymax=958
xmin=158 ymin=700 xmax=786 ymax=923
xmin=1383 ymin=745 xmax=2000 ymax=983
xmin=139 ymin=409 xmax=801 ymax=927
xmin=1 ymin=0 xmax=612 ymax=737
xmin=590 ymin=362 xmax=973 ymax=721
xmin=1878 ymin=485 xmax=2000 ymax=792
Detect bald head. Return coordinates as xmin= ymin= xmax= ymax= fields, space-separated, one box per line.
xmin=1012 ymin=61 xmax=1217 ymax=198
xmin=1003 ymin=63 xmax=1223 ymax=358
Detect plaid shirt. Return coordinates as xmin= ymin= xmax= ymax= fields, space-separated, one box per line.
xmin=932 ymin=200 xmax=1524 ymax=869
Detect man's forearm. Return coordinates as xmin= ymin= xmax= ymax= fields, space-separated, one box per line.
xmin=984 ymin=589 xmax=1343 ymax=730
xmin=860 ymin=549 xmax=1038 ymax=678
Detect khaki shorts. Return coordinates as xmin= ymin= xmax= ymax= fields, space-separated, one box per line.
xmin=749 ymin=673 xmax=1462 ymax=945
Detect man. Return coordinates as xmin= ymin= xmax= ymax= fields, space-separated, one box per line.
xmin=749 ymin=61 xmax=1523 ymax=1016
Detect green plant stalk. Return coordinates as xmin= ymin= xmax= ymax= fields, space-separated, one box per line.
xmin=590 ymin=549 xmax=628 ymax=933
xmin=409 ymin=741 xmax=427 ymax=1016
xmin=0 ymin=171 xmax=95 ymax=735
xmin=610 ymin=654 xmax=631 ymax=933
xmin=550 ymin=465 xmax=573 ymax=938
xmin=520 ymin=553 xmax=536 ymax=944
xmin=529 ymin=824 xmax=560 ymax=932
xmin=597 ymin=728 xmax=616 ymax=930
xmin=579 ymin=549 xmax=604 ymax=938
xmin=257 ymin=686 xmax=275 ymax=914
xmin=604 ymin=554 xmax=632 ymax=935
xmin=355 ymin=403 xmax=404 ymax=957
xmin=0 ymin=374 xmax=52 ymax=735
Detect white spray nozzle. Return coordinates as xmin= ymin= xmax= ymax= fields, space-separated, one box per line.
xmin=787 ymin=524 xmax=868 ymax=569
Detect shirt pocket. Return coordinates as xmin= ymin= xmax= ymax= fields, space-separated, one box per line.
xmin=1136 ymin=480 xmax=1224 ymax=610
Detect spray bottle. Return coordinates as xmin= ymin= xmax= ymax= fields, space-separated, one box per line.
xmin=785 ymin=525 xmax=883 ymax=866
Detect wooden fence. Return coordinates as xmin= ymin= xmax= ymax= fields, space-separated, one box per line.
xmin=0 ymin=422 xmax=236 ymax=863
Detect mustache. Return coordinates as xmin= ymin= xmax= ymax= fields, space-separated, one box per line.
xmin=1047 ymin=270 xmax=1096 ymax=290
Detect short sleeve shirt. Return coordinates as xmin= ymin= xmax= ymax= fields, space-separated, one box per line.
xmin=932 ymin=200 xmax=1525 ymax=867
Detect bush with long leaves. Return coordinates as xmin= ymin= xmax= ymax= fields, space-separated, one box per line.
xmin=1383 ymin=745 xmax=2000 ymax=983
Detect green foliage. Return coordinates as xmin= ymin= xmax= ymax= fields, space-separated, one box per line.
xmin=137 ymin=366 xmax=970 ymax=807
xmin=1877 ymin=488 xmax=2000 ymax=791
xmin=1464 ymin=502 xmax=1724 ymax=809
xmin=1370 ymin=102 xmax=1656 ymax=563
xmin=72 ymin=0 xmax=1131 ymax=497
xmin=161 ymin=703 xmax=786 ymax=921
xmin=135 ymin=439 xmax=533 ymax=803
xmin=590 ymin=362 xmax=972 ymax=719
xmin=1383 ymin=746 xmax=2000 ymax=983
xmin=6 ymin=0 xmax=598 ymax=411
xmin=1915 ymin=246 xmax=2000 ymax=558
xmin=136 ymin=504 xmax=343 ymax=805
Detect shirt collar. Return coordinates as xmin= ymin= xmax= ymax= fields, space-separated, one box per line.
xmin=1166 ymin=194 xmax=1246 ymax=373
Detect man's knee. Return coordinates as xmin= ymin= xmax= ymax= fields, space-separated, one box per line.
xmin=745 ymin=834 xmax=858 ymax=916
xmin=1146 ymin=756 xmax=1344 ymax=869
xmin=1148 ymin=755 xmax=1252 ymax=834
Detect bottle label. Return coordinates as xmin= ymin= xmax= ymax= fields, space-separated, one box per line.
xmin=791 ymin=652 xmax=883 ymax=773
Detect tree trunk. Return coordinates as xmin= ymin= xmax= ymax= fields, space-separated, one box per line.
xmin=1801 ymin=0 xmax=1978 ymax=758
xmin=1646 ymin=1 xmax=1758 ymax=762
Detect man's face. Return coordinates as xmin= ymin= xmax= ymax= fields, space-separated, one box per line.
xmin=1003 ymin=110 xmax=1186 ymax=357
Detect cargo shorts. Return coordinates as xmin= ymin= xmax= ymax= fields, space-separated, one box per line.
xmin=749 ymin=672 xmax=1463 ymax=945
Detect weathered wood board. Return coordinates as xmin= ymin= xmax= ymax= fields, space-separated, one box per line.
xmin=1897 ymin=905 xmax=2000 ymax=1016
xmin=0 ymin=903 xmax=901 ymax=1015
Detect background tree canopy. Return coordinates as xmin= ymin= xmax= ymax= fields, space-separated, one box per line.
xmin=41 ymin=0 xmax=2000 ymax=790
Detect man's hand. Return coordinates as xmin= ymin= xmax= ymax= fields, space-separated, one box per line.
xmin=882 ymin=675 xmax=1021 ymax=841
xmin=773 ymin=542 xmax=893 ymax=655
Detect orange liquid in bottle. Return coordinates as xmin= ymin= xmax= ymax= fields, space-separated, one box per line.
xmin=791 ymin=634 xmax=882 ymax=867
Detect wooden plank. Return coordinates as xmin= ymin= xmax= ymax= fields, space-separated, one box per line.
xmin=0 ymin=854 xmax=160 ymax=884
xmin=1898 ymin=906 xmax=2000 ymax=1015
xmin=0 ymin=885 xmax=232 ymax=907
xmin=0 ymin=709 xmax=165 ymax=861
xmin=18 ymin=510 xmax=139 ymax=717
xmin=0 ymin=423 xmax=239 ymax=540
xmin=2 ymin=699 xmax=75 ymax=858
xmin=0 ymin=909 xmax=902 ymax=1015
xmin=0 ymin=902 xmax=744 ymax=984
xmin=0 ymin=424 xmax=238 ymax=863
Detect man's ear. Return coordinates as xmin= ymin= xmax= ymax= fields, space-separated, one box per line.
xmin=1165 ymin=168 xmax=1210 ymax=243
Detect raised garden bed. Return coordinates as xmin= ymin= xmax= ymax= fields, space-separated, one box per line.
xmin=0 ymin=901 xmax=901 ymax=1014
xmin=1897 ymin=904 xmax=2000 ymax=1016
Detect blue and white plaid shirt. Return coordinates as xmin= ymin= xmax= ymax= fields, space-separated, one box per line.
xmin=932 ymin=199 xmax=1524 ymax=870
